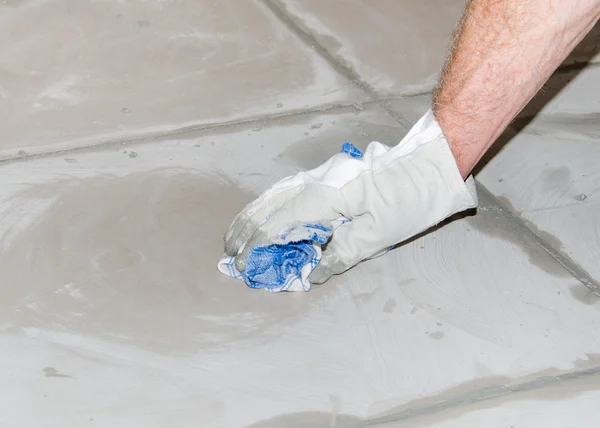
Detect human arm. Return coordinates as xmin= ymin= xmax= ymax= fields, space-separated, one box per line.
xmin=222 ymin=0 xmax=600 ymax=287
xmin=434 ymin=0 xmax=600 ymax=178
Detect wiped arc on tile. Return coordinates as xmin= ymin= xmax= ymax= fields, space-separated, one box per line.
xmin=0 ymin=171 xmax=339 ymax=354
xmin=1 ymin=1 xmax=599 ymax=427
xmin=1 ymin=105 xmax=599 ymax=426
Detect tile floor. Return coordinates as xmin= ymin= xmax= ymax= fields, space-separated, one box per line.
xmin=1 ymin=1 xmax=599 ymax=427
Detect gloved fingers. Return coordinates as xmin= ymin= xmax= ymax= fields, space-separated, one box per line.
xmin=308 ymin=214 xmax=387 ymax=284
xmin=224 ymin=185 xmax=304 ymax=257
xmin=234 ymin=184 xmax=346 ymax=272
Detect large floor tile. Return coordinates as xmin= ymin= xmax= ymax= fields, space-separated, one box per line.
xmin=1 ymin=0 xmax=363 ymax=157
xmin=525 ymin=204 xmax=600 ymax=284
xmin=0 ymin=107 xmax=599 ymax=428
xmin=478 ymin=65 xmax=600 ymax=280
xmin=278 ymin=0 xmax=465 ymax=96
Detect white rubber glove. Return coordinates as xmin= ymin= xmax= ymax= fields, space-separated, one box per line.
xmin=224 ymin=109 xmax=478 ymax=284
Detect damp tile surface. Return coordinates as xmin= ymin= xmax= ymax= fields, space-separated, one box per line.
xmin=278 ymin=0 xmax=465 ymax=96
xmin=0 ymin=0 xmax=363 ymax=157
xmin=0 ymin=108 xmax=599 ymax=427
xmin=478 ymin=65 xmax=600 ymax=281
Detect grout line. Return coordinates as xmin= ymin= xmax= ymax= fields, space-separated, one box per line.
xmin=261 ymin=0 xmax=378 ymax=97
xmin=523 ymin=200 xmax=600 ymax=215
xmin=4 ymin=8 xmax=595 ymax=427
xmin=260 ymin=0 xmax=594 ymax=133
xmin=260 ymin=0 xmax=413 ymax=130
xmin=476 ymin=181 xmax=600 ymax=297
xmin=0 ymin=97 xmax=404 ymax=166
xmin=9 ymin=2 xmax=587 ymax=166
xmin=346 ymin=365 xmax=600 ymax=427
xmin=9 ymin=50 xmax=590 ymax=167
xmin=333 ymin=181 xmax=600 ymax=427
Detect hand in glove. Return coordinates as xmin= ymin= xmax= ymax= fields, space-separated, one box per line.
xmin=223 ymin=110 xmax=478 ymax=284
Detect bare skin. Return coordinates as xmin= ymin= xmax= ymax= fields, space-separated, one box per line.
xmin=433 ymin=0 xmax=600 ymax=179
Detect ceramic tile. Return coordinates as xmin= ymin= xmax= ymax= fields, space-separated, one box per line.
xmin=278 ymin=0 xmax=466 ymax=96
xmin=0 ymin=107 xmax=599 ymax=428
xmin=0 ymin=0 xmax=363 ymax=157
xmin=478 ymin=65 xmax=600 ymax=280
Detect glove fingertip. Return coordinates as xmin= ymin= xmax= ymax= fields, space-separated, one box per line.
xmin=234 ymin=254 xmax=247 ymax=273
xmin=224 ymin=242 xmax=238 ymax=258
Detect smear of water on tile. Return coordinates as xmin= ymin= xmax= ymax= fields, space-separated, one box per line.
xmin=43 ymin=366 xmax=72 ymax=378
xmin=541 ymin=166 xmax=572 ymax=195
xmin=354 ymin=291 xmax=376 ymax=303
xmin=491 ymin=194 xmax=565 ymax=250
xmin=246 ymin=411 xmax=361 ymax=428
xmin=468 ymin=195 xmax=569 ymax=278
xmin=428 ymin=331 xmax=444 ymax=340
xmin=0 ymin=170 xmax=335 ymax=355
xmin=34 ymin=74 xmax=83 ymax=109
xmin=569 ymin=284 xmax=600 ymax=305
xmin=382 ymin=298 xmax=397 ymax=313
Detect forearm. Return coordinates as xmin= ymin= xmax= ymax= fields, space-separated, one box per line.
xmin=433 ymin=0 xmax=600 ymax=178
